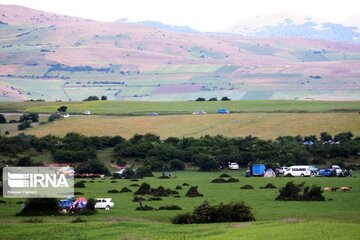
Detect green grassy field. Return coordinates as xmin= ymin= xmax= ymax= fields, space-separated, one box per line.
xmin=0 ymin=100 xmax=359 ymax=115
xmin=0 ymin=170 xmax=359 ymax=239
xmin=17 ymin=113 xmax=360 ymax=139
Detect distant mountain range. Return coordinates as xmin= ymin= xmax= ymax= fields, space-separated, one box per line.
xmin=224 ymin=12 xmax=360 ymax=44
xmin=0 ymin=5 xmax=359 ymax=101
xmin=116 ymin=19 xmax=198 ymax=33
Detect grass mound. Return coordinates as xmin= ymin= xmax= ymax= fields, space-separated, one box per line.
xmin=175 ymin=185 xmax=182 ymax=190
xmin=129 ymin=184 xmax=140 ymax=187
xmin=182 ymin=183 xmax=190 ymax=186
xmin=107 ymin=189 xmax=120 ymax=193
xmin=135 ymin=183 xmax=151 ymax=195
xmin=260 ymin=183 xmax=277 ymax=189
xmin=158 ymin=176 xmax=171 ymax=179
xmin=186 ymin=186 xmax=203 ymax=197
xmin=120 ymin=187 xmax=132 ymax=193
xmin=275 ymin=181 xmax=325 ymax=201
xmin=158 ymin=205 xmax=182 ymax=210
xmin=211 ymin=177 xmax=239 ymax=183
xmin=136 ymin=205 xmax=154 ymax=211
xmin=219 ymin=173 xmax=231 ymax=178
xmin=148 ymin=197 xmax=163 ymax=201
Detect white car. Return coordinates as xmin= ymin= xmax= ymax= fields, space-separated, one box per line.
xmin=95 ymin=198 xmax=114 ymax=210
xmin=192 ymin=111 xmax=207 ymax=115
xmin=228 ymin=162 xmax=239 ymax=170
xmin=331 ymin=165 xmax=342 ymax=176
xmin=278 ymin=167 xmax=288 ymax=174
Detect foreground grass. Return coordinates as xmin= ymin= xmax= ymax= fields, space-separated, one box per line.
xmin=0 ymin=100 xmax=359 ymax=115
xmin=0 ymin=220 xmax=358 ymax=240
xmin=20 ymin=113 xmax=360 ymax=139
xmin=0 ymin=171 xmax=359 ymax=239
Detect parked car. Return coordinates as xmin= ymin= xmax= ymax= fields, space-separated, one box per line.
xmin=283 ymin=165 xmax=312 ymax=177
xmin=317 ymin=169 xmax=333 ymax=177
xmin=228 ymin=162 xmax=239 ymax=170
xmin=278 ymin=167 xmax=288 ymax=174
xmin=148 ymin=112 xmax=159 ymax=116
xmin=83 ymin=110 xmax=91 ymax=115
xmin=59 ymin=196 xmax=74 ymax=210
xmin=95 ymin=198 xmax=114 ymax=210
xmin=217 ymin=108 xmax=230 ymax=114
xmin=331 ymin=165 xmax=342 ymax=176
xmin=192 ymin=111 xmax=207 ymax=115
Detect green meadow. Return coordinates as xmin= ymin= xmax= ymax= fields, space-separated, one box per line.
xmin=0 ymin=170 xmax=359 ymax=239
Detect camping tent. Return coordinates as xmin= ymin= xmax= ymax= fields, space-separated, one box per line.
xmin=264 ymin=169 xmax=276 ymax=177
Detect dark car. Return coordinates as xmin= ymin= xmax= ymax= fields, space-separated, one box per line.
xmin=317 ymin=169 xmax=333 ymax=177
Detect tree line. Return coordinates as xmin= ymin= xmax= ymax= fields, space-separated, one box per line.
xmin=0 ymin=132 xmax=359 ymax=175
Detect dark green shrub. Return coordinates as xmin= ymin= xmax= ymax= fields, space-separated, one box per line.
xmin=107 ymin=189 xmax=120 ymax=193
xmin=129 ymin=184 xmax=140 ymax=187
xmin=133 ymin=196 xmax=145 ymax=202
xmin=22 ymin=218 xmax=43 ymax=223
xmin=158 ymin=205 xmax=182 ymax=210
xmin=260 ymin=183 xmax=277 ymax=189
xmin=219 ymin=173 xmax=231 ymax=178
xmin=17 ymin=198 xmax=60 ymax=216
xmin=74 ymin=182 xmax=86 ymax=188
xmin=0 ymin=200 xmax=7 ymax=204
xmin=169 ymin=159 xmax=185 ymax=170
xmin=135 ymin=183 xmax=151 ymax=195
xmin=172 ymin=201 xmax=254 ymax=224
xmin=136 ymin=166 xmax=154 ymax=178
xmin=175 ymin=185 xmax=182 ymax=190
xmin=120 ymin=187 xmax=132 ymax=193
xmin=74 ymin=192 xmax=83 ymax=195
xmin=275 ymin=182 xmax=324 ymax=201
xmin=158 ymin=175 xmax=170 ymax=179
xmin=151 ymin=186 xmax=168 ymax=197
xmin=185 ymin=186 xmax=203 ymax=197
xmin=75 ymin=160 xmax=110 ymax=175
xmin=211 ymin=177 xmax=239 ymax=183
xmin=182 ymin=183 xmax=190 ymax=186
xmin=136 ymin=205 xmax=154 ymax=211
xmin=111 ymin=180 xmax=117 ymax=183
xmin=18 ymin=120 xmax=31 ymax=130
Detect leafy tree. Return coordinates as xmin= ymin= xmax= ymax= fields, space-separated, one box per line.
xmin=169 ymin=159 xmax=185 ymax=170
xmin=48 ymin=112 xmax=61 ymax=122
xmin=17 ymin=198 xmax=60 ymax=216
xmin=101 ymin=96 xmax=107 ymax=100
xmin=195 ymin=97 xmax=206 ymax=101
xmin=195 ymin=154 xmax=218 ymax=171
xmin=75 ymin=160 xmax=110 ymax=175
xmin=208 ymin=98 xmax=218 ymax=101
xmin=57 ymin=106 xmax=68 ymax=112
xmin=0 ymin=114 xmax=6 ymax=124
xmin=17 ymin=156 xmax=33 ymax=166
xmin=83 ymin=96 xmax=99 ymax=101
xmin=320 ymin=132 xmax=332 ymax=142
xmin=334 ymin=132 xmax=353 ymax=142
xmin=18 ymin=120 xmax=31 ymax=130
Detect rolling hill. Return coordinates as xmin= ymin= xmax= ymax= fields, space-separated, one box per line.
xmin=0 ymin=5 xmax=360 ymax=101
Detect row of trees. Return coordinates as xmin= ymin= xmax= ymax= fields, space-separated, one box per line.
xmin=0 ymin=132 xmax=359 ymax=173
xmin=195 ymin=97 xmax=231 ymax=101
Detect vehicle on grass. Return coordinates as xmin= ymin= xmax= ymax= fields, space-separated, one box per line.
xmin=284 ymin=165 xmax=312 ymax=177
xmin=331 ymin=165 xmax=342 ymax=176
xmin=317 ymin=169 xmax=333 ymax=177
xmin=95 ymin=198 xmax=114 ymax=210
xmin=252 ymin=164 xmax=265 ymax=176
xmin=83 ymin=110 xmax=91 ymax=115
xmin=278 ymin=167 xmax=288 ymax=174
xmin=228 ymin=162 xmax=239 ymax=170
xmin=59 ymin=196 xmax=74 ymax=210
xmin=192 ymin=111 xmax=207 ymax=115
xmin=217 ymin=108 xmax=230 ymax=114
xmin=148 ymin=112 xmax=159 ymax=116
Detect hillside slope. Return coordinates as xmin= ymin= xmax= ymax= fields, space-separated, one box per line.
xmin=0 ymin=5 xmax=360 ymax=101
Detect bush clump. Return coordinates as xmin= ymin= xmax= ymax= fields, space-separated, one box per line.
xmin=0 ymin=200 xmax=6 ymax=204
xmin=240 ymin=185 xmax=254 ymax=189
xmin=136 ymin=205 xmax=154 ymax=211
xmin=260 ymin=183 xmax=277 ymax=189
xmin=120 ymin=187 xmax=132 ymax=193
xmin=158 ymin=205 xmax=182 ymax=210
xmin=219 ymin=173 xmax=231 ymax=178
xmin=182 ymin=183 xmax=190 ymax=186
xmin=158 ymin=175 xmax=170 ymax=179
xmin=134 ymin=183 xmax=151 ymax=195
xmin=74 ymin=182 xmax=86 ymax=188
xmin=171 ymin=201 xmax=255 ymax=224
xmin=148 ymin=197 xmax=163 ymax=201
xmin=185 ymin=186 xmax=203 ymax=197
xmin=211 ymin=177 xmax=239 ymax=183
xmin=275 ymin=181 xmax=325 ymax=201
xmin=107 ymin=189 xmax=120 ymax=193
xmin=132 ymin=196 xmax=145 ymax=202
xmin=17 ymin=198 xmax=60 ymax=216
xmin=175 ymin=185 xmax=182 ymax=190
xmin=22 ymin=218 xmax=44 ymax=223
xmin=111 ymin=180 xmax=117 ymax=183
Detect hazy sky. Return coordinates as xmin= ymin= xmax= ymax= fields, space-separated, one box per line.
xmin=1 ymin=0 xmax=359 ymax=31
